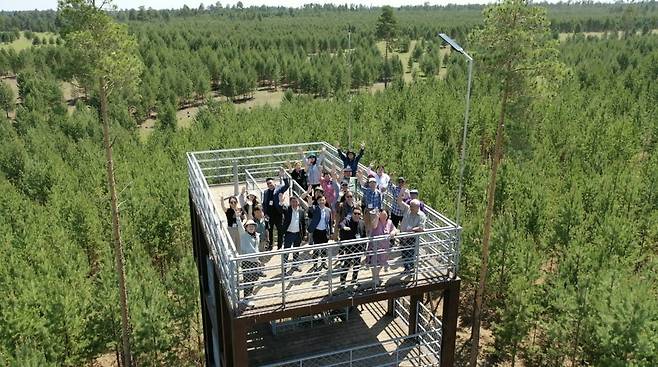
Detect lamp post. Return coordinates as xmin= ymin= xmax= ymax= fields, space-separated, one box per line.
xmin=439 ymin=33 xmax=473 ymax=228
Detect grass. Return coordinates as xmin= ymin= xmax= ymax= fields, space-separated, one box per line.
xmin=0 ymin=32 xmax=58 ymax=52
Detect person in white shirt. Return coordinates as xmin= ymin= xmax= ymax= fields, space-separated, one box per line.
xmin=307 ymin=195 xmax=332 ymax=271
xmin=278 ymin=195 xmax=307 ymax=272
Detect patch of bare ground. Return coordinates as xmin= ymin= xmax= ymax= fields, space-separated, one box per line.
xmin=91 ymin=352 xmax=119 ymax=367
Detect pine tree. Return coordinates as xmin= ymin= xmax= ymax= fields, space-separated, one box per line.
xmin=58 ymin=1 xmax=144 ymax=365
xmin=468 ymin=1 xmax=565 ymax=365
xmin=0 ymin=81 xmax=14 ymax=118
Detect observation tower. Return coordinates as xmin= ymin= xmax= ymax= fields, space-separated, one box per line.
xmin=187 ymin=142 xmax=461 ymax=367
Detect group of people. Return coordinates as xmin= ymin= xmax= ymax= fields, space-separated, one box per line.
xmin=221 ymin=143 xmax=428 ymax=305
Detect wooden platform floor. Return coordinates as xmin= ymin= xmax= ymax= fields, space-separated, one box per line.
xmin=208 ymin=183 xmax=451 ymax=315
xmin=247 ymin=301 xmax=439 ymax=366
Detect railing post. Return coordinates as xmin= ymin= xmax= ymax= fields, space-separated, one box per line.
xmin=281 ymin=253 xmax=286 ymax=307
xmin=233 ymin=159 xmax=239 ymax=195
xmin=327 ymin=247 xmax=333 ymax=295
xmin=349 ymin=350 xmax=353 ymax=366
xmin=372 ymin=236 xmax=379 ymax=286
xmin=234 ymin=259 xmax=240 ymax=306
xmin=414 ymin=234 xmax=421 ymax=282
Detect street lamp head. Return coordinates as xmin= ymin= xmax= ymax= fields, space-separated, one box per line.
xmin=438 ymin=33 xmax=464 ymax=53
xmin=438 ymin=32 xmax=473 ymax=61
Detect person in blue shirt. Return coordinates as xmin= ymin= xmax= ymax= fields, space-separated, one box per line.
xmin=336 ymin=142 xmax=365 ymax=174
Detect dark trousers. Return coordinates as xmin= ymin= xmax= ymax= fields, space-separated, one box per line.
xmin=339 ymin=244 xmax=365 ymax=284
xmin=283 ymin=231 xmax=302 ymax=263
xmin=268 ymin=215 xmax=284 ymax=250
xmin=312 ymin=229 xmax=329 ymax=265
xmin=400 ymin=237 xmax=417 ymax=271
xmin=242 ymin=260 xmax=260 ymax=298
xmin=391 ymin=213 xmax=403 ymax=227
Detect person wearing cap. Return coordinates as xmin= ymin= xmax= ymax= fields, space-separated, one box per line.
xmin=307 ymin=195 xmax=333 ymax=271
xmin=336 ymin=141 xmax=365 ymax=174
xmin=405 ymin=189 xmax=426 ymax=213
xmin=300 ymin=147 xmax=325 ymax=189
xmin=388 ymin=177 xmax=410 ymax=227
xmin=278 ymin=194 xmax=307 ymax=272
xmin=237 ymin=218 xmax=262 ymax=307
xmin=262 ymin=168 xmax=290 ymax=250
xmin=396 ymin=190 xmax=426 ymax=276
xmin=337 ymin=207 xmax=367 ymax=288
xmin=367 ymin=162 xmax=391 ymax=192
xmin=356 ymin=170 xmax=383 ymax=231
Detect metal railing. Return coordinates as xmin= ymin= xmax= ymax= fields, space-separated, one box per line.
xmin=188 ymin=142 xmax=461 ymax=312
xmin=260 ymin=330 xmax=440 ymax=367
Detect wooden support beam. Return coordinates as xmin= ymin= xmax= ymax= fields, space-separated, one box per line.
xmin=440 ymin=279 xmax=460 ymax=367
xmin=408 ymin=294 xmax=421 ymax=336
xmin=220 ymin=290 xmax=233 ymax=366
xmin=386 ymin=298 xmax=396 ymax=316
xmin=231 ymin=318 xmax=249 ymax=367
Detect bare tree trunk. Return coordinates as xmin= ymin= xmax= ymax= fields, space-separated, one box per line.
xmin=469 ymin=82 xmax=510 ymax=367
xmin=384 ymin=41 xmax=388 ymax=89
xmin=100 ymin=78 xmax=132 ymax=367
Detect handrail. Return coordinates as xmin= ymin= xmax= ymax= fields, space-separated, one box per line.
xmin=232 ymin=226 xmax=456 ymax=261
xmin=259 ymin=329 xmax=441 ymax=367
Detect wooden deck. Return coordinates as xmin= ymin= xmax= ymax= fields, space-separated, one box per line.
xmin=247 ymin=301 xmax=438 ymax=366
xmin=208 ymin=183 xmax=452 ymax=316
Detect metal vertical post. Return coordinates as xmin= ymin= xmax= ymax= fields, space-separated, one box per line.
xmin=327 ymin=249 xmax=333 ymax=295
xmin=232 ymin=159 xmax=239 ymax=195
xmin=280 ymin=253 xmax=286 ymax=307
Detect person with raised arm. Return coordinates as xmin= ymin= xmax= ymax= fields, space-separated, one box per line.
xmin=387 ymin=176 xmax=409 ymax=227
xmin=252 ymin=205 xmax=269 ymax=253
xmin=307 ymin=195 xmax=332 ymax=271
xmin=278 ymin=194 xmax=307 ymax=272
xmin=220 ymin=194 xmax=242 ymax=250
xmin=287 ymin=160 xmax=308 ymax=191
xmin=356 ymin=169 xmax=383 ymax=232
xmin=239 ymin=185 xmax=260 ymax=221
xmin=336 ymin=141 xmax=365 ymax=174
xmin=262 ymin=168 xmax=290 ymax=250
xmin=340 ymin=166 xmax=358 ymax=194
xmin=397 ymin=189 xmax=427 ymax=276
xmin=300 ymin=147 xmax=325 ymax=190
xmin=367 ymin=162 xmax=391 ymax=193
xmin=320 ymin=169 xmax=340 ymax=211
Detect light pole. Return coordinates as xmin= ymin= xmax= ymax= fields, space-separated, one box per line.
xmin=439 ymin=33 xmax=473 ymax=228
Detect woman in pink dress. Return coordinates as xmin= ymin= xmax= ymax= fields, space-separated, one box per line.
xmin=366 ymin=210 xmax=398 ymax=287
